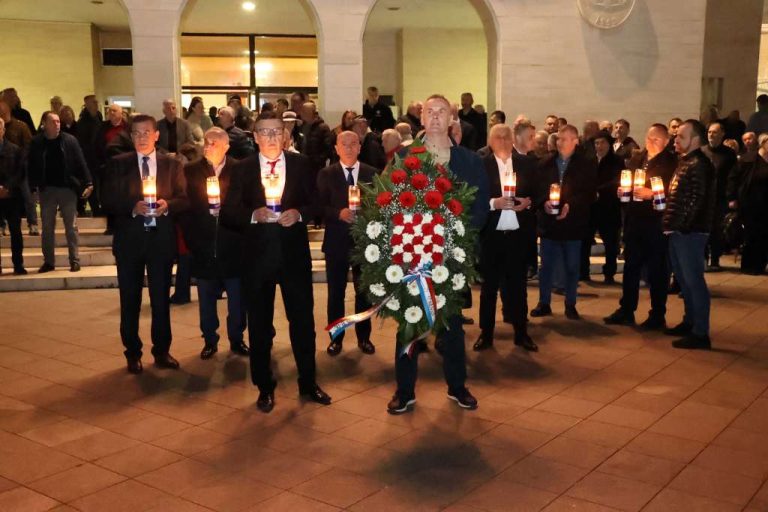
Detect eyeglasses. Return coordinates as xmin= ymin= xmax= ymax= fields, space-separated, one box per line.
xmin=255 ymin=128 xmax=284 ymax=139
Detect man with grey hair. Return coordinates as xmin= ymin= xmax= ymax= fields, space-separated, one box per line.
xmin=158 ymin=99 xmax=195 ymax=156
xmin=395 ymin=122 xmax=414 ymax=146
xmin=381 ymin=128 xmax=402 ymax=162
xmin=217 ymin=106 xmax=254 ymax=159
xmin=397 ymin=101 xmax=423 ymax=137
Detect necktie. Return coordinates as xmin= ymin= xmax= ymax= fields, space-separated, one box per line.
xmin=267 ymin=160 xmax=278 ymax=175
xmin=346 ymin=167 xmax=355 ymax=186
xmin=142 ymin=156 xmax=150 ymax=178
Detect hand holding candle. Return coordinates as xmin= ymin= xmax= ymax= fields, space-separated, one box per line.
xmin=503 ymin=169 xmax=516 ymax=199
xmin=142 ymin=176 xmax=157 ymax=216
xmin=620 ymin=170 xmax=632 ymax=203
xmin=651 ymin=176 xmax=666 ymax=211
xmin=206 ymin=176 xmax=221 ymax=216
xmin=549 ymin=183 xmax=560 ymax=215
xmin=633 ymin=169 xmax=646 ymax=202
xmin=264 ymin=174 xmax=281 ymax=222
xmin=348 ymin=185 xmax=361 ymax=212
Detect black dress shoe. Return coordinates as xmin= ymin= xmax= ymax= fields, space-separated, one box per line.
xmin=672 ymin=334 xmax=711 ymax=350
xmin=200 ymin=345 xmax=217 ymax=360
xmin=461 ymin=315 xmax=474 ymax=325
xmin=514 ymin=333 xmax=539 ymax=352
xmin=38 ymin=263 xmax=55 ymax=274
xmin=638 ymin=316 xmax=666 ymax=331
xmin=387 ymin=393 xmax=416 ymax=415
xmin=565 ymin=305 xmax=581 ymax=320
xmin=153 ymin=353 xmax=180 ymax=369
xmin=358 ymin=339 xmax=375 ymax=354
xmin=448 ymin=387 xmax=478 ymax=410
xmin=169 ymin=295 xmax=191 ymax=305
xmin=256 ymin=391 xmax=275 ymax=413
xmin=13 ymin=267 xmax=27 ymax=275
xmin=530 ymin=303 xmax=552 ymax=317
xmin=69 ymin=262 xmax=81 ymax=272
xmin=473 ymin=335 xmax=493 ymax=351
xmin=603 ymin=308 xmax=635 ymax=325
xmin=126 ymin=357 xmax=143 ymax=374
xmin=326 ymin=340 xmax=342 ymax=356
xmin=664 ymin=322 xmax=692 ymax=337
xmin=230 ymin=341 xmax=249 ymax=356
xmin=300 ymin=384 xmax=331 ymax=405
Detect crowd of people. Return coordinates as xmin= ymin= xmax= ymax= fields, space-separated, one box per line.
xmin=1 ymin=84 xmax=767 ymax=414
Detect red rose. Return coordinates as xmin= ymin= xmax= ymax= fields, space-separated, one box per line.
xmin=393 ymin=253 xmax=403 ymax=264
xmin=376 ymin=191 xmax=393 ymax=207
xmin=392 ymin=212 xmax=404 ymax=225
xmin=399 ymin=191 xmax=416 ymax=208
xmin=433 ymin=213 xmax=445 ymax=224
xmin=424 ymin=190 xmax=444 ymax=209
xmin=403 ymin=223 xmax=415 ymax=234
xmin=433 ymin=234 xmax=445 ymax=245
xmin=413 ymin=213 xmax=423 ymax=225
xmin=436 ymin=163 xmax=447 ymax=175
xmin=404 ymin=156 xmax=421 ymax=171
xmin=391 ymin=234 xmax=403 ymax=245
xmin=447 ymin=199 xmax=463 ymax=216
xmin=411 ymin=255 xmax=421 ymax=267
xmin=433 ymin=253 xmax=444 ymax=264
xmin=390 ymin=169 xmax=407 ymax=185
xmin=412 ymin=236 xmax=423 ymax=246
xmin=410 ymin=173 xmax=428 ymax=190
xmin=410 ymin=146 xmax=427 ymax=154
xmin=435 ymin=177 xmax=452 ymax=193
xmin=423 ymin=244 xmax=433 ymax=253
xmin=422 ymin=223 xmax=434 ymax=235
xmin=403 ymin=243 xmax=414 ymax=254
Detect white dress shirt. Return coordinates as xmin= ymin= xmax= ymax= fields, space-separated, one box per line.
xmin=489 ymin=155 xmax=519 ymax=231
xmin=340 ymin=161 xmax=360 ymax=185
xmin=136 ymin=151 xmax=161 ymax=225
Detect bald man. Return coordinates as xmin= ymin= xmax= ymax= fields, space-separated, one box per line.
xmin=316 ymin=131 xmax=378 ymax=356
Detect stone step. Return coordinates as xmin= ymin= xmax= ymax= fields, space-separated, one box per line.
xmin=55 ymin=217 xmax=107 ymax=230
xmin=1 ymin=248 xmax=115 ymax=269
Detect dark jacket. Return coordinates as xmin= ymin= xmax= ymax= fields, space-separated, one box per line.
xmin=363 ymin=99 xmax=395 ymax=134
xmin=536 ymin=151 xmax=597 ymax=240
xmin=76 ymin=110 xmax=102 ymax=174
xmin=0 ymin=141 xmax=24 ymax=197
xmin=614 ymin=136 xmax=639 ymax=163
xmin=458 ymin=119 xmax=479 ymax=152
xmin=180 ymin=157 xmax=242 ymax=279
xmin=225 ymin=126 xmax=255 ymax=160
xmin=299 ymin=118 xmax=333 ymax=172
xmin=27 ymin=132 xmax=92 ymax=192
xmin=95 ymin=121 xmax=132 ymax=169
xmin=701 ymin=143 xmax=737 ymax=207
xmin=158 ymin=117 xmax=195 ymax=153
xmin=594 ymin=150 xmax=624 ymax=214
xmin=359 ymin=132 xmax=387 ymax=171
xmin=734 ymin=156 xmax=768 ymax=221
xmin=480 ymin=152 xmax=537 ymax=236
xmin=626 ymin=148 xmax=678 ymax=227
xmin=101 ymin=151 xmax=189 ymax=260
xmin=663 ymin=148 xmax=716 ymax=234
xmin=317 ymin=161 xmax=378 ymax=258
xmin=12 ymin=106 xmax=35 ymax=135
xmin=397 ymin=113 xmax=422 ymax=137
xmin=458 ymin=108 xmax=486 ymax=151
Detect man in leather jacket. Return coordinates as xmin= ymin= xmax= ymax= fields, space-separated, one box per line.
xmin=663 ymin=119 xmax=716 ymax=350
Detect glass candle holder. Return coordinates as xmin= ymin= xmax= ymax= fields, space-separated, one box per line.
xmin=264 ymin=175 xmax=281 ymax=221
xmin=620 ymin=170 xmax=632 ymax=203
xmin=348 ymin=185 xmax=361 ymax=212
xmin=633 ymin=169 xmax=646 ymax=202
xmin=503 ymin=169 xmax=516 ymax=199
xmin=142 ymin=176 xmax=157 ymax=216
xmin=549 ymin=183 xmax=561 ymax=215
xmin=206 ymin=176 xmax=221 ymax=216
xmin=651 ymin=176 xmax=666 ymax=211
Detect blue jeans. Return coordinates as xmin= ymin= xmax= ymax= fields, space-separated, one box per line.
xmin=197 ymin=277 xmax=247 ymax=347
xmin=668 ymin=232 xmax=710 ymax=337
xmin=539 ymin=238 xmax=581 ymax=306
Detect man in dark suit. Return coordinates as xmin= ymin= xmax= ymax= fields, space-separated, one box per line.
xmin=101 ymin=114 xmax=189 ymax=374
xmin=180 ymin=127 xmax=249 ymax=360
xmin=531 ymin=125 xmax=597 ymax=320
xmin=221 ymin=111 xmax=331 ymax=413
xmin=317 ymin=131 xmax=377 ymax=357
xmin=0 ymin=118 xmax=26 ymax=275
xmin=474 ymin=124 xmax=538 ymax=353
xmin=351 ymin=116 xmax=387 ymax=171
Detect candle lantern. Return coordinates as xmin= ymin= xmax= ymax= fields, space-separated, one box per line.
xmin=503 ymin=169 xmax=517 ymax=199
xmin=549 ymin=183 xmax=561 ymax=215
xmin=264 ymin=174 xmax=281 ymax=221
xmin=633 ymin=169 xmax=646 ymax=202
xmin=620 ymin=170 xmax=632 ymax=203
xmin=651 ymin=176 xmax=666 ymax=211
xmin=142 ymin=176 xmax=157 ymax=216
xmin=206 ymin=177 xmax=221 ymax=216
xmin=348 ymin=185 xmax=361 ymax=212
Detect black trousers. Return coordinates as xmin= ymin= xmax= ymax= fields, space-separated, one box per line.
xmin=741 ymin=218 xmax=768 ymax=274
xmin=395 ymin=313 xmax=466 ymax=399
xmin=707 ymin=205 xmax=727 ymax=265
xmin=619 ymin=219 xmax=668 ymax=317
xmin=481 ymin=229 xmax=529 ymax=338
xmin=0 ymin=197 xmax=24 ymax=270
xmin=115 ymin=234 xmax=174 ymax=359
xmin=325 ymin=252 xmax=371 ymax=344
xmin=581 ymin=206 xmax=621 ymax=279
xmin=244 ymin=263 xmax=317 ymax=393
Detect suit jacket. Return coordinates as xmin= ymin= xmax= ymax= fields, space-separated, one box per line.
xmin=180 ymin=156 xmax=242 ymax=279
xmin=317 ymin=161 xmax=377 ymax=258
xmin=220 ymin=151 xmax=316 ymax=281
xmin=101 ymin=151 xmax=189 ymax=260
xmin=536 ymin=151 xmax=597 ymax=241
xmin=158 ymin=117 xmax=195 ymax=152
xmin=481 ymin=152 xmax=537 ymax=237
xmin=27 ymin=132 xmax=92 ymax=192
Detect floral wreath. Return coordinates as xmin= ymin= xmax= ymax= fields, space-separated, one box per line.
xmin=325 ymin=139 xmax=479 ymax=356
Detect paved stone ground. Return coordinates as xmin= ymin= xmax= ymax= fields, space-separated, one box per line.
xmin=0 ymin=264 xmax=767 ymax=511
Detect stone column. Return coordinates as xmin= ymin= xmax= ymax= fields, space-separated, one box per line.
xmin=121 ymin=0 xmax=188 ymax=117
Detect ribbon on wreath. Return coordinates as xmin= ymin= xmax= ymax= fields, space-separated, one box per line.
xmin=325 ymin=263 xmax=437 ymax=358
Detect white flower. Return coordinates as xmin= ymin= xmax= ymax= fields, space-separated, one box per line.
xmin=364 ymin=244 xmax=380 ymax=263
xmin=405 ymin=306 xmax=423 ymax=324
xmin=434 ymin=245 xmax=444 ymax=253
xmin=434 ymin=224 xmax=445 ymax=236
xmin=421 ymin=253 xmax=433 ymax=264
xmin=366 ymin=222 xmax=383 ymax=239
xmin=403 ymin=234 xmax=414 ymax=244
xmin=393 ymin=225 xmax=405 ymax=235
xmin=432 ymin=265 xmax=449 ymax=284
xmin=386 ymin=298 xmax=400 ymax=311
xmin=423 ymin=235 xmax=432 ymax=245
xmin=385 ymin=265 xmax=404 ymax=283
xmin=453 ymin=221 xmax=465 ymax=237
xmin=403 ymin=252 xmax=413 ymax=263
xmin=413 ymin=224 xmax=422 ymax=235
xmin=436 ymin=294 xmax=446 ymax=309
xmin=407 ymin=280 xmax=420 ymax=296
xmin=451 ymin=247 xmax=466 ymax=263
xmin=414 ymin=244 xmax=424 ymax=255
xmin=369 ymin=283 xmax=386 ymax=297
xmin=451 ymin=273 xmax=466 ymax=291
xmin=404 ymin=214 xmax=413 ymax=224
xmin=422 ymin=213 xmax=433 ymax=224
xmin=392 ymin=244 xmax=404 ymax=254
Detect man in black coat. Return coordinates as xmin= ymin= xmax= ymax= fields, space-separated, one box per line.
xmin=217 ymin=107 xmax=255 ymax=160
xmin=362 ymin=86 xmax=395 ymax=135
xmin=221 ymin=111 xmax=331 ymax=413
xmin=0 ymin=119 xmax=26 ymax=275
xmin=75 ymin=95 xmax=104 ymax=216
xmin=458 ymin=93 xmax=486 ymax=151
xmin=101 ymin=114 xmax=189 ymax=374
xmin=352 ymin=116 xmax=387 ymax=171
xmin=580 ymin=130 xmax=622 ymax=283
xmin=180 ymin=127 xmax=249 ymax=360
xmin=531 ymin=125 xmax=597 ymax=320
xmin=702 ymin=121 xmax=737 ymax=271
xmin=317 ymin=131 xmax=377 ymax=356
xmin=474 ymin=124 xmax=538 ymax=353
xmin=605 ymin=124 xmax=677 ymax=329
